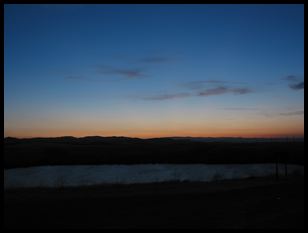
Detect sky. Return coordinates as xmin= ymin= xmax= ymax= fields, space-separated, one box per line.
xmin=4 ymin=4 xmax=304 ymax=138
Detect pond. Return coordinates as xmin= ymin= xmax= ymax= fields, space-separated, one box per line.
xmin=4 ymin=164 xmax=304 ymax=189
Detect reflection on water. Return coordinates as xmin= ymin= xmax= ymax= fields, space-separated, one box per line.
xmin=4 ymin=164 xmax=304 ymax=189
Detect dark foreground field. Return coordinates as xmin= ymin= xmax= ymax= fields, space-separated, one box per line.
xmin=4 ymin=176 xmax=304 ymax=229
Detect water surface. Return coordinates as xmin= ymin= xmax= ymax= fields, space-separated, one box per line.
xmin=4 ymin=164 xmax=304 ymax=189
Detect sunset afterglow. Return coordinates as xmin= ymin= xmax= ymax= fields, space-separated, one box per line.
xmin=4 ymin=4 xmax=304 ymax=138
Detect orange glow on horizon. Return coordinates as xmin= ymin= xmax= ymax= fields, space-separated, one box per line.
xmin=4 ymin=113 xmax=304 ymax=139
xmin=4 ymin=128 xmax=304 ymax=139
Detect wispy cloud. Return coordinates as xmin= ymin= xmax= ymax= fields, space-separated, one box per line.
xmin=182 ymin=80 xmax=246 ymax=90
xmin=141 ymin=85 xmax=252 ymax=101
xmin=198 ymin=86 xmax=229 ymax=96
xmin=142 ymin=93 xmax=191 ymax=100
xmin=282 ymin=75 xmax=304 ymax=91
xmin=232 ymin=88 xmax=253 ymax=94
xmin=289 ymin=82 xmax=304 ymax=90
xmin=223 ymin=107 xmax=259 ymax=111
xmin=260 ymin=110 xmax=304 ymax=118
xmin=283 ymin=75 xmax=299 ymax=82
xmin=182 ymin=80 xmax=226 ymax=90
xmin=97 ymin=65 xmax=146 ymax=79
xmin=198 ymin=86 xmax=253 ymax=97
xmin=280 ymin=110 xmax=304 ymax=116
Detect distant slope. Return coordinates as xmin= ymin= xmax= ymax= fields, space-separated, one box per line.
xmin=4 ymin=136 xmax=304 ymax=168
xmin=4 ymin=136 xmax=304 ymax=144
xmin=168 ymin=137 xmax=304 ymax=143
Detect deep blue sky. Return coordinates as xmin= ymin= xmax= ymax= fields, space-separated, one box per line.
xmin=4 ymin=4 xmax=304 ymax=138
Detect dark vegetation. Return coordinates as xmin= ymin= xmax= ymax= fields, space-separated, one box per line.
xmin=5 ymin=177 xmax=304 ymax=229
xmin=4 ymin=136 xmax=304 ymax=169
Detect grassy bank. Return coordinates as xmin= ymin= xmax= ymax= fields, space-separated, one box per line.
xmin=4 ymin=176 xmax=304 ymax=229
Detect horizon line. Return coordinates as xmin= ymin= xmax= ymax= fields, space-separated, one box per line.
xmin=4 ymin=135 xmax=305 ymax=140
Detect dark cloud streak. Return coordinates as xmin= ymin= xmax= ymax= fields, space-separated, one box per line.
xmin=283 ymin=75 xmax=299 ymax=82
xmin=142 ymin=85 xmax=252 ymax=101
xmin=283 ymin=75 xmax=304 ymax=90
xmin=183 ymin=80 xmax=226 ymax=90
xmin=97 ymin=66 xmax=146 ymax=79
xmin=182 ymin=80 xmax=246 ymax=90
xmin=198 ymin=86 xmax=252 ymax=97
xmin=289 ymin=82 xmax=304 ymax=90
xmin=232 ymin=88 xmax=253 ymax=94
xmin=142 ymin=93 xmax=191 ymax=100
xmin=223 ymin=107 xmax=259 ymax=111
xmin=280 ymin=110 xmax=304 ymax=116
xmin=198 ymin=86 xmax=229 ymax=96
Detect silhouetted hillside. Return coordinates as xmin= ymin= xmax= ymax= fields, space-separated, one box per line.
xmin=4 ymin=137 xmax=304 ymax=168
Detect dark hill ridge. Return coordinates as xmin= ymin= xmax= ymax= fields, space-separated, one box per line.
xmin=4 ymin=136 xmax=145 ymax=145
xmin=4 ymin=136 xmax=304 ymax=144
xmin=169 ymin=137 xmax=304 ymax=143
xmin=4 ymin=136 xmax=304 ymax=169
